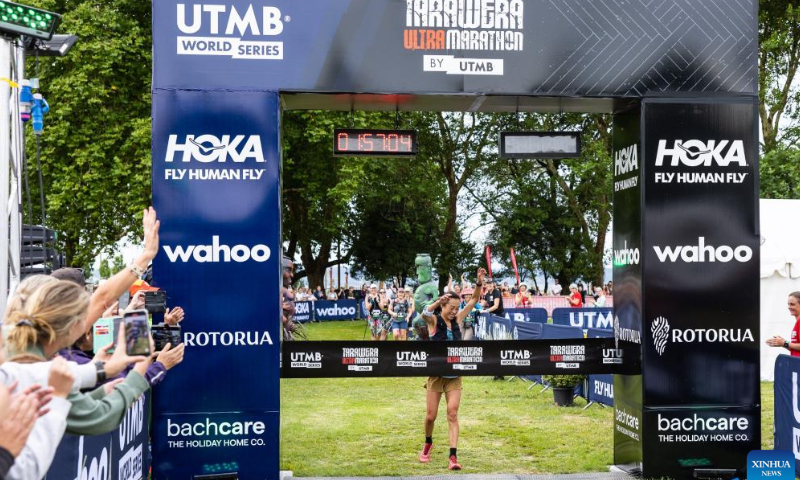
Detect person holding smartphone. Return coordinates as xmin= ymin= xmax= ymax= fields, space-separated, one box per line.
xmin=418 ymin=268 xmax=485 ymax=471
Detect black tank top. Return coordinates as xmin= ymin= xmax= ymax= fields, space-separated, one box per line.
xmin=430 ymin=314 xmax=461 ymax=341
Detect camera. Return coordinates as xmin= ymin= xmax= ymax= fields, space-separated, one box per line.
xmin=144 ymin=290 xmax=167 ymax=313
xmin=152 ymin=324 xmax=182 ymax=351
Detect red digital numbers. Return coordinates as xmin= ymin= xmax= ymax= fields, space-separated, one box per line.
xmin=335 ymin=129 xmax=415 ymax=155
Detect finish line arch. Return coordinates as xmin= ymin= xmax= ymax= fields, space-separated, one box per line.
xmin=150 ymin=1 xmax=760 ymax=478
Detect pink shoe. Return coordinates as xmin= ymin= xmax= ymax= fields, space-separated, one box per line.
xmin=448 ymin=455 xmax=462 ymax=470
xmin=419 ymin=443 xmax=433 ymax=463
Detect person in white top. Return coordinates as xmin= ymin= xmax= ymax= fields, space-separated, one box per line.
xmin=550 ymin=279 xmax=563 ymax=296
xmin=594 ymin=287 xmax=607 ymax=307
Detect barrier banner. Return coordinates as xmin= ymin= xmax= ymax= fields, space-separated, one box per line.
xmin=774 ymin=354 xmax=800 ymax=475
xmin=541 ymin=324 xmax=584 ymax=340
xmin=504 ymin=308 xmax=548 ymax=324
xmin=314 ymin=300 xmax=359 ymax=321
xmin=589 ymin=375 xmax=615 ymax=406
xmin=295 ymin=301 xmax=313 ymax=323
xmin=46 ymin=393 xmax=151 ymax=480
xmin=552 ymin=308 xmax=614 ymax=332
xmin=282 ymin=338 xmax=640 ymax=378
xmin=515 ymin=321 xmax=543 ymax=340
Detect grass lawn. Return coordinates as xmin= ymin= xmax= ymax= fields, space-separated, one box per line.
xmin=281 ymin=321 xmax=776 ymax=477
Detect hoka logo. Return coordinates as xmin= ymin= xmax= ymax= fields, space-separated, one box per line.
xmin=614 ymin=144 xmax=638 ymax=175
xmin=163 ymin=236 xmax=271 ymax=263
xmin=655 ymin=140 xmax=746 ymax=167
xmin=165 ymin=135 xmax=265 ymax=163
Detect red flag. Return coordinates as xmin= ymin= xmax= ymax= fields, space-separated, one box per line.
xmin=510 ymin=248 xmax=520 ymax=286
xmin=485 ymin=245 xmax=493 ymax=279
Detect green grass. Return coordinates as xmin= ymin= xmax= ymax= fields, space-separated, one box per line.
xmin=281 ymin=322 xmax=777 ymax=477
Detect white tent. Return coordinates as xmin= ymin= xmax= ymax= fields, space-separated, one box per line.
xmin=760 ymin=199 xmax=800 ymax=381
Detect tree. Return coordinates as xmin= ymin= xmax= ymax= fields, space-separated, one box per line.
xmin=25 ymin=0 xmax=152 ymax=267
xmin=98 ymin=257 xmax=111 ymax=279
xmin=758 ymin=0 xmax=800 ymax=153
xmin=111 ymin=254 xmax=126 ymax=275
xmin=482 ymin=113 xmax=613 ymax=287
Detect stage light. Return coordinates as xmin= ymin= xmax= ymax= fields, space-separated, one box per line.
xmin=25 ymin=34 xmax=77 ymax=56
xmin=0 ymin=1 xmax=60 ymax=41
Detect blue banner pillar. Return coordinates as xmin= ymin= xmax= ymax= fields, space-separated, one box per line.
xmin=151 ymin=89 xmax=282 ymax=479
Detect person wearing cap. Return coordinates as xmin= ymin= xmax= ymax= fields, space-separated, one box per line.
xmin=593 ymin=287 xmax=607 ymax=307
xmin=458 ymin=287 xmax=481 ymax=340
xmin=567 ymin=283 xmax=583 ymax=308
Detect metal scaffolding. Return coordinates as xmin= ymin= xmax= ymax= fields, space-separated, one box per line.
xmin=0 ymin=37 xmax=25 ymax=315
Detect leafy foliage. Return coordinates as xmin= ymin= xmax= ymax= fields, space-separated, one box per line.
xmin=25 ymin=0 xmax=152 ymax=266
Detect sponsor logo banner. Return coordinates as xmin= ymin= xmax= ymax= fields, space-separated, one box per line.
xmin=650 ymin=316 xmax=754 ymax=356
xmin=652 ymin=237 xmax=753 ymax=263
xmin=281 ymin=339 xmax=640 ymax=378
xmin=614 ymin=143 xmax=639 ymax=192
xmin=164 ymin=134 xmax=267 ymax=182
xmin=314 ymin=300 xmax=359 ymax=321
xmin=176 ymin=4 xmax=285 ymax=60
xmin=294 ymin=301 xmax=312 ymax=323
xmin=652 ymin=410 xmax=755 ymax=444
xmin=552 ymin=308 xmax=614 ymax=333
xmin=46 ymin=393 xmax=151 ymax=480
xmin=772 ymin=355 xmax=800 ymax=478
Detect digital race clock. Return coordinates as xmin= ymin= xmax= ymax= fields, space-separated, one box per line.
xmin=333 ymin=129 xmax=417 ymax=157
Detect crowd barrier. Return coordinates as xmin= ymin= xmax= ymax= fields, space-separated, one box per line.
xmin=45 ymin=392 xmax=151 ymax=480
xmin=501 ymin=296 xmax=613 ymax=316
xmin=503 ymin=308 xmax=548 ymax=324
xmin=552 ymin=308 xmax=614 ymax=334
xmin=586 ymin=328 xmax=614 ymax=407
xmin=773 ymin=355 xmax=800 ymax=477
xmin=294 ymin=300 xmax=361 ymax=322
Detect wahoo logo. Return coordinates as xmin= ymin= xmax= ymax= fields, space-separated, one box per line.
xmin=166 ymin=135 xmax=265 ymax=163
xmin=290 ymin=352 xmax=322 ymax=369
xmin=614 ymin=241 xmax=639 ymax=266
xmin=652 ymin=316 xmax=754 ymax=355
xmin=163 ymin=236 xmax=271 ymax=263
xmin=316 ymin=304 xmax=357 ymax=318
xmin=653 ymin=237 xmax=752 ymax=263
xmin=614 ymin=144 xmax=638 ymax=176
xmin=500 ymin=349 xmax=531 ymax=366
xmin=655 ymin=140 xmax=746 ymax=167
xmin=397 ymin=351 xmax=428 ymax=367
xmin=177 ymin=4 xmax=285 ymax=59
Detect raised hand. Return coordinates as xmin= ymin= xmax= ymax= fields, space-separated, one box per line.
xmin=164 ymin=306 xmax=185 ymax=326
xmin=141 ymin=207 xmax=161 ymax=263
xmin=475 ymin=268 xmax=486 ymax=286
xmin=102 ymin=301 xmax=119 ymax=318
xmin=48 ymin=357 xmax=76 ymax=398
xmin=156 ymin=343 xmax=186 ymax=370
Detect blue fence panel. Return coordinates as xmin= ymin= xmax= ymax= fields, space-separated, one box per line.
xmin=47 ymin=392 xmax=151 ymax=480
xmin=503 ymin=308 xmax=548 ymax=324
xmin=541 ymin=323 xmax=584 ymax=339
xmin=552 ymin=308 xmax=614 ymax=333
xmin=313 ymin=300 xmax=359 ymax=321
xmin=295 ymin=301 xmax=313 ymax=323
xmin=774 ymin=354 xmax=800 ymax=479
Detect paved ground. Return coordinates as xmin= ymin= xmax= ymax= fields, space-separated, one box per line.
xmin=289 ymin=472 xmax=634 ymax=480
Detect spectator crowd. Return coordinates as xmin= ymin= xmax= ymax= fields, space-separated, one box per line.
xmin=0 ymin=207 xmax=187 ymax=480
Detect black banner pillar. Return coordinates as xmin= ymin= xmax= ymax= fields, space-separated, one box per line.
xmin=614 ymin=98 xmax=761 ymax=479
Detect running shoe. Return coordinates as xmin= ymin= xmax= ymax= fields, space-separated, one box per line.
xmin=448 ymin=455 xmax=462 ymax=470
xmin=419 ymin=443 xmax=433 ymax=463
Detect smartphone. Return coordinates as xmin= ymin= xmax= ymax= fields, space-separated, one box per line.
xmin=123 ymin=309 xmax=151 ymax=356
xmin=92 ymin=317 xmax=117 ymax=354
xmin=152 ymin=325 xmax=182 ymax=351
xmin=144 ymin=290 xmax=167 ymax=314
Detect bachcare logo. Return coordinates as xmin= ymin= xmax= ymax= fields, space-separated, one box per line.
xmin=653 ymin=237 xmax=752 ymax=263
xmin=651 ymin=316 xmax=754 ymax=356
xmin=613 ymin=241 xmax=639 ymax=266
xmin=656 ymin=413 xmax=750 ymax=443
xmin=163 ymin=236 xmax=271 ymax=263
xmin=176 ymin=4 xmax=285 ymax=59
